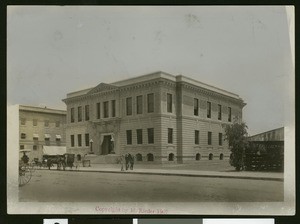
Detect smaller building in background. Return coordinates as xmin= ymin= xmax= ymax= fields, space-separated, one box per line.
xmin=246 ymin=127 xmax=284 ymax=171
xmin=19 ymin=105 xmax=67 ymax=161
xmin=248 ymin=127 xmax=284 ymax=142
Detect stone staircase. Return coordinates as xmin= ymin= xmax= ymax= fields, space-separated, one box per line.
xmin=83 ymin=154 xmax=119 ymax=164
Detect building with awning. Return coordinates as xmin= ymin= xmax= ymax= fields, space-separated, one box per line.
xmin=19 ymin=105 xmax=67 ymax=160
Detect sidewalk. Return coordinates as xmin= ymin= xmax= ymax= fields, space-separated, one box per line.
xmin=70 ymin=163 xmax=284 ymax=181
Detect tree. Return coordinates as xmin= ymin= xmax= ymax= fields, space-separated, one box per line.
xmin=224 ymin=120 xmax=248 ymax=171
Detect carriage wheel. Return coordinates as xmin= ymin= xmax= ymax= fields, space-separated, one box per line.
xmin=19 ymin=166 xmax=32 ymax=186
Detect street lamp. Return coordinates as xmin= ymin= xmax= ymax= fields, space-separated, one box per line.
xmin=89 ymin=139 xmax=94 ymax=154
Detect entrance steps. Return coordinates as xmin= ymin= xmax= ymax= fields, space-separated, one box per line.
xmin=84 ymin=154 xmax=119 ymax=164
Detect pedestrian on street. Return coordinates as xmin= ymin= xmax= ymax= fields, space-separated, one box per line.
xmin=125 ymin=153 xmax=129 ymax=170
xmin=119 ymin=155 xmax=126 ymax=171
xmin=128 ymin=153 xmax=134 ymax=170
xmin=75 ymin=154 xmax=81 ymax=170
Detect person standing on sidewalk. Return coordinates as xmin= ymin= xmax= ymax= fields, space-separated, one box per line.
xmin=128 ymin=153 xmax=134 ymax=170
xmin=119 ymin=155 xmax=126 ymax=171
xmin=125 ymin=153 xmax=129 ymax=170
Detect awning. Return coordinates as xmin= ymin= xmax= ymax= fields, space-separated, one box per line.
xmin=56 ymin=134 xmax=61 ymax=139
xmin=33 ymin=134 xmax=39 ymax=138
xmin=19 ymin=149 xmax=32 ymax=153
xmin=43 ymin=146 xmax=66 ymax=155
xmin=44 ymin=134 xmax=51 ymax=138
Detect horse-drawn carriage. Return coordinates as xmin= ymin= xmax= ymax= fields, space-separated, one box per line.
xmin=43 ymin=146 xmax=75 ymax=170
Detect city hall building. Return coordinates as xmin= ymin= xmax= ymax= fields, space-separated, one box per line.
xmin=62 ymin=71 xmax=246 ymax=163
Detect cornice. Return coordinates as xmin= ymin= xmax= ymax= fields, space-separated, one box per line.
xmin=179 ymin=82 xmax=245 ymax=106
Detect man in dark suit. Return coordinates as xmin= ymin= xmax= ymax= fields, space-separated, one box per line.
xmin=128 ymin=153 xmax=134 ymax=170
xmin=125 ymin=153 xmax=129 ymax=170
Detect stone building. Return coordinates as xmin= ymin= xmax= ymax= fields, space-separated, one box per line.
xmin=62 ymin=71 xmax=246 ymax=163
xmin=19 ymin=105 xmax=67 ymax=161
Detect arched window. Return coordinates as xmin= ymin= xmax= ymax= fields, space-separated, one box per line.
xmin=77 ymin=154 xmax=82 ymax=161
xmin=168 ymin=153 xmax=174 ymax=161
xmin=147 ymin=153 xmax=154 ymax=161
xmin=209 ymin=153 xmax=213 ymax=160
xmin=196 ymin=153 xmax=201 ymax=161
xmin=219 ymin=153 xmax=224 ymax=160
xmin=136 ymin=153 xmax=143 ymax=161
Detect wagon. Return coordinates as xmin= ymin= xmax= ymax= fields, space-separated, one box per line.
xmin=42 ymin=146 xmax=75 ymax=170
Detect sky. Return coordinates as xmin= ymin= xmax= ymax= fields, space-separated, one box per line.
xmin=7 ymin=6 xmax=294 ymax=135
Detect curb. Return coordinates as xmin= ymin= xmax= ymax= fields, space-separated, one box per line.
xmin=38 ymin=168 xmax=284 ymax=182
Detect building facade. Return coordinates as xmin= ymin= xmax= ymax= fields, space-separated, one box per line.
xmin=246 ymin=127 xmax=284 ymax=171
xmin=19 ymin=105 xmax=67 ymax=161
xmin=248 ymin=127 xmax=284 ymax=142
xmin=62 ymin=72 xmax=246 ymax=163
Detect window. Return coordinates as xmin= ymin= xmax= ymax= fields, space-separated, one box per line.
xmin=78 ymin=106 xmax=82 ymax=122
xmin=208 ymin=131 xmax=212 ymax=145
xmin=21 ymin=133 xmax=26 ymax=139
xmin=167 ymin=93 xmax=172 ymax=113
xmin=147 ymin=128 xmax=154 ymax=144
xmin=147 ymin=93 xmax=154 ymax=113
xmin=33 ymin=134 xmax=39 ymax=141
xmin=126 ymin=97 xmax=132 ymax=115
xmin=136 ymin=153 xmax=143 ymax=161
xmin=33 ymin=119 xmax=37 ymax=126
xmin=195 ymin=130 xmax=199 ymax=145
xmin=96 ymin=103 xmax=101 ymax=119
xmin=21 ymin=118 xmax=26 ymax=125
xmin=103 ymin=101 xmax=109 ymax=118
xmin=85 ymin=133 xmax=89 ymax=146
xmin=228 ymin=107 xmax=232 ymax=122
xmin=196 ymin=153 xmax=201 ymax=161
xmin=71 ymin=135 xmax=75 ymax=147
xmin=168 ymin=128 xmax=173 ymax=144
xmin=220 ymin=153 xmax=224 ymax=160
xmin=207 ymin=101 xmax=211 ymax=118
xmin=33 ymin=145 xmax=38 ymax=151
xmin=56 ymin=137 xmax=61 ymax=146
xmin=71 ymin=108 xmax=75 ymax=123
xmin=218 ymin=104 xmax=222 ymax=120
xmin=55 ymin=121 xmax=60 ymax=127
xmin=111 ymin=100 xmax=116 ymax=117
xmin=78 ymin=134 xmax=82 ymax=147
xmin=136 ymin=129 xmax=143 ymax=144
xmin=194 ymin=98 xmax=199 ymax=116
xmin=44 ymin=120 xmax=49 ymax=127
xmin=85 ymin=105 xmax=90 ymax=121
xmin=147 ymin=153 xmax=154 ymax=161
xmin=168 ymin=153 xmax=174 ymax=161
xmin=20 ymin=145 xmax=24 ymax=150
xmin=209 ymin=153 xmax=213 ymax=160
xmin=126 ymin=130 xmax=132 ymax=145
xmin=136 ymin=95 xmax=143 ymax=114
xmin=45 ymin=134 xmax=50 ymax=145
xmin=219 ymin=133 xmax=223 ymax=146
